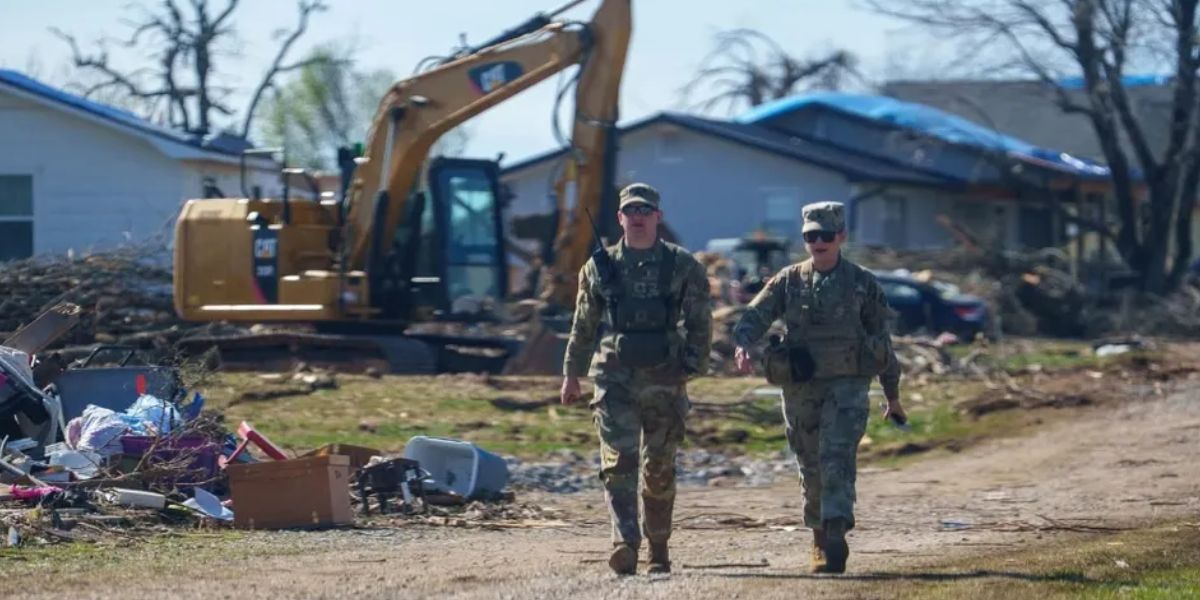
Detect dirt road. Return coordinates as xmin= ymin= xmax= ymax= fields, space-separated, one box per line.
xmin=13 ymin=376 xmax=1200 ymax=599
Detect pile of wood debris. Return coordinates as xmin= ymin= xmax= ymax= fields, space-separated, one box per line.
xmin=0 ymin=244 xmax=207 ymax=357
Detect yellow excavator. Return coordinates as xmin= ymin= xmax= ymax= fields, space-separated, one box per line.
xmin=173 ymin=0 xmax=630 ymax=373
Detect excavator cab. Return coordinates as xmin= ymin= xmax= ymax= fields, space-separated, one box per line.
xmin=375 ymin=157 xmax=509 ymax=322
xmin=174 ymin=154 xmax=514 ymax=373
xmin=176 ymin=154 xmax=508 ymax=328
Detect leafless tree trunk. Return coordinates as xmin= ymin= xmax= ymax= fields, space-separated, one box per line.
xmin=240 ymin=1 xmax=330 ymax=139
xmin=867 ymin=0 xmax=1200 ymax=294
xmin=54 ymin=0 xmax=328 ymax=139
xmin=679 ymin=29 xmax=861 ymax=115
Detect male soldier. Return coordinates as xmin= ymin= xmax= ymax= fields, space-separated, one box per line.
xmin=733 ymin=201 xmax=905 ymax=574
xmin=560 ymin=183 xmax=712 ymax=576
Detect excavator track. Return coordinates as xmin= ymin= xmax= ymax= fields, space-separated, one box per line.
xmin=176 ymin=330 xmax=518 ymax=375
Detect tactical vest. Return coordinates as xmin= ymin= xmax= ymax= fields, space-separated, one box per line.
xmin=600 ymin=244 xmax=680 ymax=368
xmin=764 ymin=259 xmax=888 ymax=383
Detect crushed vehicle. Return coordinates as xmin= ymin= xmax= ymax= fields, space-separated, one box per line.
xmin=872 ymin=269 xmax=990 ymax=339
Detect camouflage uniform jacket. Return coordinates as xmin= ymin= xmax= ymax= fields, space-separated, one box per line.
xmin=563 ymin=239 xmax=712 ymax=378
xmin=733 ymin=255 xmax=901 ymax=397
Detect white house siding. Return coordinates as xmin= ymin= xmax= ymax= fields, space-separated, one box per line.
xmin=502 ymin=122 xmax=852 ymax=252
xmin=0 ymin=87 xmax=284 ymax=259
xmin=0 ymin=92 xmax=185 ymax=256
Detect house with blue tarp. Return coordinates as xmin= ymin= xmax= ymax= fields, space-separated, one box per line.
xmin=500 ymin=91 xmax=1123 ymax=276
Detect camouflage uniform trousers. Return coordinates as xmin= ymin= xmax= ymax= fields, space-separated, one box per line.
xmin=781 ymin=376 xmax=870 ymax=530
xmin=591 ymin=369 xmax=689 ymax=548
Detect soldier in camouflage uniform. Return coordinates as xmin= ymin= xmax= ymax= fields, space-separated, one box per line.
xmin=560 ymin=183 xmax=712 ymax=576
xmin=733 ymin=201 xmax=906 ymax=574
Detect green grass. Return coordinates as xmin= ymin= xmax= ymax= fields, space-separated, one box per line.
xmin=873 ymin=523 xmax=1200 ymax=599
xmin=197 ymin=370 xmax=1031 ymax=465
xmin=942 ymin=339 xmax=1106 ymax=373
xmin=196 ymin=341 xmax=1164 ymax=461
xmin=1001 ymin=349 xmax=1100 ymax=372
xmin=202 ymin=373 xmax=783 ymax=458
xmin=204 ymin=373 xmax=1034 ymax=461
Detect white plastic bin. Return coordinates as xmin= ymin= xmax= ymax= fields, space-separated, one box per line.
xmin=402 ymin=436 xmax=509 ymax=499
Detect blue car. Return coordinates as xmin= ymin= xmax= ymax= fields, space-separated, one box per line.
xmin=871 ymin=270 xmax=990 ymax=339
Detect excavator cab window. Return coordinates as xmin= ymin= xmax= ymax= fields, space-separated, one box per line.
xmin=425 ymin=157 xmax=509 ymax=318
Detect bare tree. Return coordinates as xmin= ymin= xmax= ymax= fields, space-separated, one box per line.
xmin=53 ymin=0 xmax=329 ymax=138
xmin=258 ymin=47 xmax=392 ymax=170
xmin=258 ymin=45 xmax=471 ymax=171
xmin=867 ymin=0 xmax=1199 ymax=294
xmin=680 ymin=29 xmax=861 ymax=115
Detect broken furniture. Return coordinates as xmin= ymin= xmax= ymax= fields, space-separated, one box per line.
xmin=1 ymin=303 xmax=81 ymax=356
xmin=115 ymin=435 xmax=219 ymax=487
xmin=51 ymin=345 xmax=182 ymax=423
xmin=355 ymin=457 xmax=426 ymax=516
xmin=225 ymin=454 xmax=352 ymax=530
xmin=303 ymin=443 xmax=380 ymax=472
xmin=219 ymin=421 xmax=288 ymax=468
xmin=0 ymin=346 xmax=63 ymax=453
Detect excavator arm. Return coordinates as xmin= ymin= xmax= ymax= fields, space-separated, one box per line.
xmin=343 ymin=0 xmax=631 ymax=275
xmin=539 ymin=4 xmax=629 ymax=309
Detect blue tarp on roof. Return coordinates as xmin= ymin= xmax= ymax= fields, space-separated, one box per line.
xmin=501 ymin=111 xmax=958 ymax=187
xmin=737 ymin=92 xmax=1111 ymax=179
xmin=1057 ymin=74 xmax=1169 ymax=89
xmin=0 ymin=69 xmax=244 ymax=155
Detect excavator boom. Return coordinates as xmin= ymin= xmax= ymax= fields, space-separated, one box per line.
xmin=344 ymin=0 xmax=631 ymax=273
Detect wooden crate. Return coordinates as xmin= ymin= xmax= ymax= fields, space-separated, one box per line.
xmin=226 ymin=454 xmax=352 ymax=530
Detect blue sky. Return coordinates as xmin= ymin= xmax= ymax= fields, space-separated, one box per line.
xmin=2 ymin=0 xmax=950 ymax=162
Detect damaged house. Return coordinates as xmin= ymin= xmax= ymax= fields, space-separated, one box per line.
xmin=500 ymin=92 xmax=1120 ymax=289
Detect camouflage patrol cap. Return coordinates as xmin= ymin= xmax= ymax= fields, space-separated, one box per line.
xmin=801 ymin=201 xmax=846 ymax=233
xmin=618 ymin=182 xmax=661 ymax=210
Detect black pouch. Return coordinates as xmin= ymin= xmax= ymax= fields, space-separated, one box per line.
xmin=614 ymin=331 xmax=671 ymax=368
xmin=763 ymin=335 xmax=792 ymax=385
xmin=789 ymin=346 xmax=816 ymax=382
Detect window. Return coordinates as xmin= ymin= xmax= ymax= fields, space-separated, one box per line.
xmin=0 ymin=175 xmax=33 ymax=261
xmin=444 ymin=170 xmax=502 ymax=303
xmin=881 ymin=195 xmax=907 ymax=248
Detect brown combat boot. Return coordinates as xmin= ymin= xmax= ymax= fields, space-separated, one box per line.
xmin=647 ymin=540 xmax=671 ymax=574
xmin=823 ymin=518 xmax=850 ymax=574
xmin=810 ymin=529 xmax=828 ymax=573
xmin=608 ymin=543 xmax=638 ymax=576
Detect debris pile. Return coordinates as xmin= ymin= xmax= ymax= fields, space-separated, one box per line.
xmin=852 ymin=244 xmax=1200 ymax=340
xmin=388 ymin=501 xmax=568 ymax=530
xmin=0 ymin=305 xmax=525 ymax=551
xmin=506 ymin=450 xmax=596 ymax=494
xmin=505 ymin=448 xmax=796 ymax=494
xmin=0 ymin=246 xmax=203 ymax=357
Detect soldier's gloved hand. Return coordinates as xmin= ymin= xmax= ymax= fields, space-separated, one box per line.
xmin=560 ymin=376 xmax=581 ymax=405
xmin=734 ymin=346 xmax=753 ymax=375
xmin=882 ymin=397 xmax=907 ymax=425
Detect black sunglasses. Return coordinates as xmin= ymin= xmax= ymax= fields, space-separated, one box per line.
xmin=803 ymin=230 xmax=838 ymax=243
xmin=621 ymin=204 xmax=658 ymax=216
